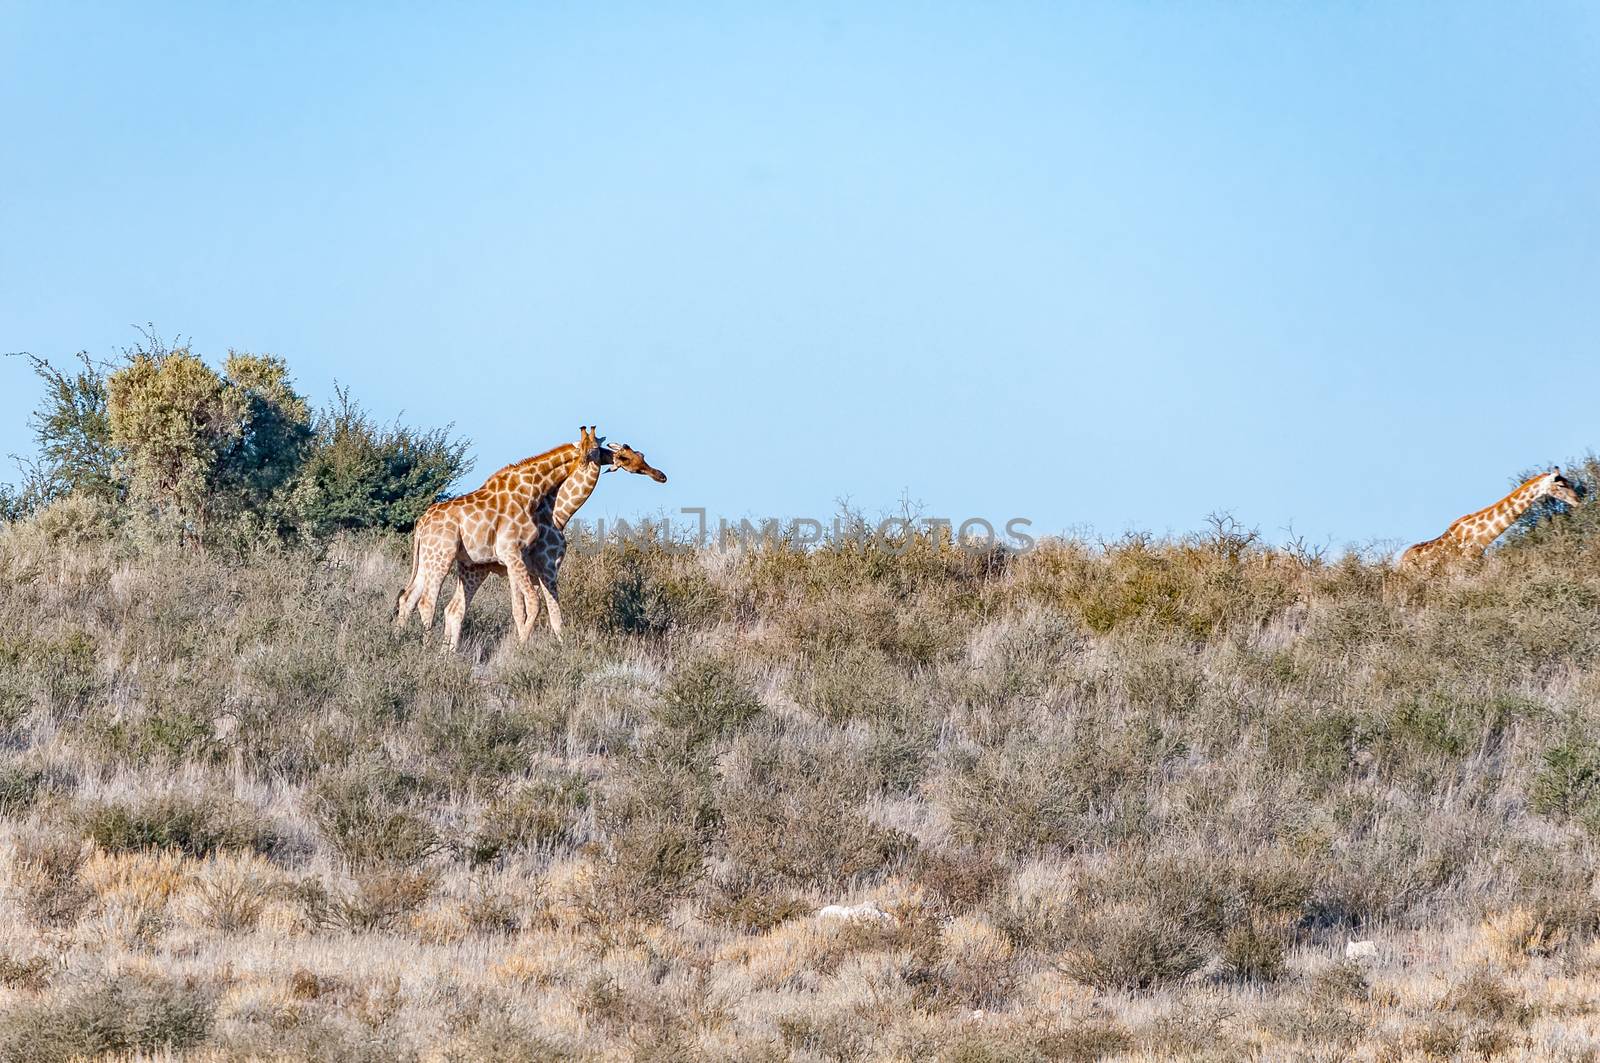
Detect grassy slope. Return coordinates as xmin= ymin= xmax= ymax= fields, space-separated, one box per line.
xmin=2 ymin=479 xmax=1600 ymax=1061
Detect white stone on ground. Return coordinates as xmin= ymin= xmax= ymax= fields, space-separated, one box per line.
xmin=816 ymin=903 xmax=894 ymax=925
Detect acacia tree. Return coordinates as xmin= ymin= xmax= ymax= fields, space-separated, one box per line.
xmin=1 ymin=353 xmax=120 ymax=516
xmin=106 ymin=344 xmax=311 ymax=531
xmin=9 ymin=330 xmax=464 ymax=538
xmin=286 ymin=386 xmax=471 ymax=536
xmin=215 ymin=351 xmax=314 ymax=515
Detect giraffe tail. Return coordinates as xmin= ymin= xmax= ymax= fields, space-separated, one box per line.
xmin=395 ymin=525 xmax=423 ymax=622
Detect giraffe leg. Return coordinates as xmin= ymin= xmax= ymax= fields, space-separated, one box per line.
xmin=395 ymin=516 xmax=437 ymax=630
xmin=531 ymin=534 xmax=565 ymax=640
xmin=505 ymin=562 xmax=530 ymax=641
xmin=517 ymin=554 xmax=544 ymax=641
xmin=416 ymin=551 xmax=452 ymax=636
xmin=537 ymin=565 xmax=563 ymax=641
xmin=398 ymin=545 xmax=444 ymax=635
xmin=444 ymin=562 xmax=487 ymax=650
xmin=394 ymin=556 xmax=427 ymax=630
xmin=517 ymin=533 xmax=564 ymax=641
xmin=394 ymin=576 xmax=419 ymax=630
xmin=497 ymin=541 xmax=542 ymax=644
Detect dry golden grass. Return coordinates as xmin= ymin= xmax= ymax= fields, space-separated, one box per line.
xmin=3 ymin=474 xmax=1600 ymax=1059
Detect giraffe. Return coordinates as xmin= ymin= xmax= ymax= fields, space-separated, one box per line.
xmin=442 ymin=441 xmax=668 ymax=647
xmin=1400 ymin=467 xmax=1581 ymax=572
xmin=393 ymin=427 xmax=607 ymax=643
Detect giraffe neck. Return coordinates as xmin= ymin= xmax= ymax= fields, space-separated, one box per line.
xmin=484 ymin=444 xmax=580 ymax=485
xmin=483 ymin=444 xmax=584 ymax=506
xmin=549 ymin=459 xmax=601 ymax=531
xmin=1450 ymin=475 xmax=1548 ymax=549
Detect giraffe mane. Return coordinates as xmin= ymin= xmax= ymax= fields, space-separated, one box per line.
xmin=489 ymin=442 xmax=583 ymax=478
xmin=1444 ymin=473 xmax=1541 ymax=527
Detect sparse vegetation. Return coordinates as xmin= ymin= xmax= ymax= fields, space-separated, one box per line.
xmin=5 ymin=336 xmax=469 ymax=538
xmin=78 ymin=790 xmax=283 ymax=859
xmin=0 ymin=972 xmax=215 ymax=1063
xmin=4 ymin=345 xmax=1600 ymax=1056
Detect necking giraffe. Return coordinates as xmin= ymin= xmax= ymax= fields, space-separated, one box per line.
xmin=442 ymin=440 xmax=668 ymax=647
xmin=393 ymin=427 xmax=608 ymax=644
xmin=1400 ymin=467 xmax=1581 ymax=572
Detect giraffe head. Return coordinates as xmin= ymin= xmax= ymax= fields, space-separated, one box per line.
xmin=571 ymin=425 xmax=615 ymax=466
xmin=1543 ymin=467 xmax=1582 ymax=506
xmin=605 ymin=443 xmax=668 ymax=483
xmin=576 ymin=425 xmax=599 ymax=457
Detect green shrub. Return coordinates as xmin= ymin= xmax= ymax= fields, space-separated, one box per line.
xmin=32 ymin=628 xmax=103 ymax=716
xmin=296 ymin=868 xmax=437 ymax=933
xmin=106 ymin=341 xmax=310 ymax=529
xmin=567 ymin=540 xmax=721 ymax=637
xmin=1437 ymin=967 xmax=1530 ymax=1026
xmin=1219 ymin=922 xmax=1288 ymax=983
xmin=415 ymin=700 xmax=536 ymax=782
xmin=79 ymin=792 xmax=281 ymax=859
xmin=1532 ymin=736 xmax=1600 ymax=820
xmin=954 ymin=608 xmax=1084 ymax=717
xmin=764 ymin=583 xmax=962 ymax=669
xmin=443 ymin=1020 xmax=576 ymax=1063
xmin=84 ymin=693 xmax=230 ymax=767
xmin=0 ymin=956 xmax=52 ymax=993
xmin=1030 ymin=1023 xmax=1135 ymax=1063
xmin=715 ymin=724 xmax=911 ymax=889
xmin=310 ymin=762 xmax=442 ymax=867
xmin=0 ymin=762 xmax=46 ymax=817
xmin=1055 ymin=901 xmax=1206 ymax=990
xmin=213 ymin=1008 xmax=413 ymax=1063
xmin=698 ymin=874 xmax=811 ymax=932
xmin=467 ymin=772 xmax=591 ymax=865
xmin=17 ymin=334 xmax=465 ymax=541
xmin=939 ymin=729 xmax=1146 ymax=857
xmin=591 ymin=809 xmax=709 ymax=921
xmin=863 ymin=721 xmax=935 ymax=793
xmin=794 ymin=642 xmax=909 ymax=725
xmin=1014 ymin=534 xmax=1297 ymax=639
xmin=285 ymin=386 xmax=470 ymax=535
xmin=775 ymin=1009 xmax=877 ymax=1061
xmin=655 ymin=656 xmax=763 ymax=747
xmin=7 ymin=353 xmax=119 ymax=516
xmin=909 ymin=846 xmax=1005 ymax=916
xmin=938 ymin=1038 xmax=1050 ymax=1063
xmin=0 ymin=973 xmax=215 ymax=1063
xmin=590 ymin=735 xmax=719 ymax=919
xmin=12 ymin=837 xmax=93 ymax=928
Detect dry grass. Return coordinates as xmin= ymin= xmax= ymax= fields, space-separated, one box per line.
xmin=3 ymin=479 xmax=1600 ymax=1058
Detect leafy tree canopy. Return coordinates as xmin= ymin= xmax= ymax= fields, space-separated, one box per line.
xmin=4 ymin=329 xmax=469 ymax=538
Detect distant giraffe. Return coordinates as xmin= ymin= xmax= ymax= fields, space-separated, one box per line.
xmin=442 ymin=441 xmax=667 ymax=647
xmin=1401 ymin=467 xmax=1581 ymax=572
xmin=393 ymin=427 xmax=606 ymax=644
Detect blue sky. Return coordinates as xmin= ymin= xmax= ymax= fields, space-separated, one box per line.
xmin=3 ymin=3 xmax=1597 ymax=548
